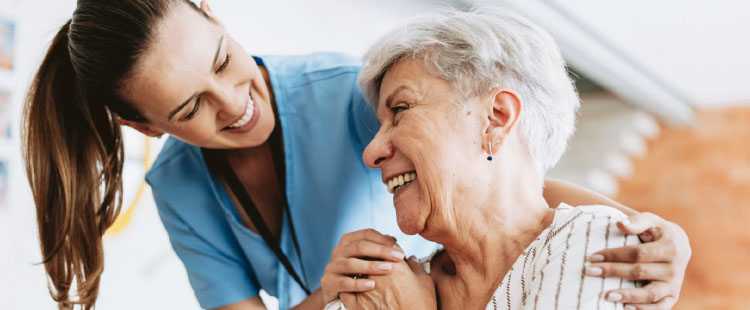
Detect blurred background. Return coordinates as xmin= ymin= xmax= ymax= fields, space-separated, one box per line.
xmin=0 ymin=0 xmax=748 ymax=309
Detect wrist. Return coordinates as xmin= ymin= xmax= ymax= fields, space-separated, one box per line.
xmin=291 ymin=288 xmax=326 ymax=310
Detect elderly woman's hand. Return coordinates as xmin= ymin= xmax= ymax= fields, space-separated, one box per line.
xmin=339 ymin=256 xmax=437 ymax=310
xmin=586 ymin=212 xmax=691 ymax=309
xmin=320 ymin=229 xmax=406 ymax=305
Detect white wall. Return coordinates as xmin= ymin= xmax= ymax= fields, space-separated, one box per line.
xmin=551 ymin=0 xmax=750 ymax=106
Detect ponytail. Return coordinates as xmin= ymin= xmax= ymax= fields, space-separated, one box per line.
xmin=21 ymin=20 xmax=124 ymax=310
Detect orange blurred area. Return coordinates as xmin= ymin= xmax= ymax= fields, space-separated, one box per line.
xmin=615 ymin=106 xmax=750 ymax=309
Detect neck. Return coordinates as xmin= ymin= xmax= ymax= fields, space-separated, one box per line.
xmin=429 ymin=167 xmax=555 ymax=305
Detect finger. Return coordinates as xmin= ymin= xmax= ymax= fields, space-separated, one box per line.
xmin=622 ymin=296 xmax=677 ymax=310
xmin=337 ymin=240 xmax=405 ymax=262
xmin=617 ymin=213 xmax=664 ymax=236
xmin=340 ymin=229 xmax=397 ymax=247
xmin=329 ymin=257 xmax=395 ymax=276
xmin=333 ymin=275 xmax=376 ymax=293
xmin=393 ymin=243 xmax=404 ymax=253
xmin=406 ymin=256 xmax=427 ymax=275
xmin=589 ymin=242 xmax=675 ymax=264
xmin=605 ymin=282 xmax=676 ymax=305
xmin=585 ymin=262 xmax=674 ymax=281
xmin=340 ymin=293 xmax=358 ymax=310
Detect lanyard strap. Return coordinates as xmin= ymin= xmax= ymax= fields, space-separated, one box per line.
xmin=201 ymin=128 xmax=310 ymax=295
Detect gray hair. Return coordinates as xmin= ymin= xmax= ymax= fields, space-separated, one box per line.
xmin=358 ymin=7 xmax=580 ymax=178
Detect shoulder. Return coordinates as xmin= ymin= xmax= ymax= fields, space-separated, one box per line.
xmin=524 ymin=204 xmax=639 ymax=309
xmin=146 ymin=137 xmax=202 ymax=186
xmin=145 ymin=137 xmax=213 ymax=210
xmin=539 ymin=204 xmax=636 ymax=252
xmin=260 ymin=52 xmax=362 ymax=87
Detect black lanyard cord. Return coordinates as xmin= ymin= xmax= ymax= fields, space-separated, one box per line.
xmin=201 ymin=128 xmax=311 ymax=295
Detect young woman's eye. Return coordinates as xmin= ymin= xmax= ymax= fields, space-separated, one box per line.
xmin=217 ymin=54 xmax=231 ymax=73
xmin=182 ymin=97 xmax=202 ymax=121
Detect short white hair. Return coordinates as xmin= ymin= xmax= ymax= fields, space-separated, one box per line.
xmin=358 ymin=7 xmax=580 ymax=178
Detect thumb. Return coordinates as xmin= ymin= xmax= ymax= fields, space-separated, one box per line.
xmin=406 ymin=256 xmax=427 ymax=275
xmin=618 ymin=212 xmax=663 ymax=234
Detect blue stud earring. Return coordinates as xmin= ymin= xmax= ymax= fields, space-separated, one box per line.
xmin=487 ymin=141 xmax=493 ymax=161
xmin=487 ymin=140 xmax=499 ymax=161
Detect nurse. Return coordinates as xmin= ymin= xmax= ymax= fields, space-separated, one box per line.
xmin=21 ymin=1 xmax=690 ymax=309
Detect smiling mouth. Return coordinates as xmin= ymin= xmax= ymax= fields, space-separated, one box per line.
xmin=223 ymin=95 xmax=255 ymax=130
xmin=387 ymin=171 xmax=417 ymax=194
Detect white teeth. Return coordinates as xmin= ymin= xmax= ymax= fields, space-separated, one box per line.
xmin=387 ymin=172 xmax=417 ymax=194
xmin=228 ymin=98 xmax=254 ymax=128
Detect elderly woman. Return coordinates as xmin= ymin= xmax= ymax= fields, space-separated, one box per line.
xmin=322 ymin=8 xmax=688 ymax=310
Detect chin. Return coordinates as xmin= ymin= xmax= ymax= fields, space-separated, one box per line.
xmin=396 ymin=215 xmax=424 ymax=235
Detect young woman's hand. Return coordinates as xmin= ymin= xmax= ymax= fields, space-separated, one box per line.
xmin=339 ymin=256 xmax=437 ymax=310
xmin=586 ymin=212 xmax=691 ymax=310
xmin=320 ymin=229 xmax=405 ymax=305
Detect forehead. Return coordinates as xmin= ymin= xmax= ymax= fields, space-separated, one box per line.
xmin=377 ymin=59 xmax=454 ymax=109
xmin=123 ymin=5 xmax=219 ymax=116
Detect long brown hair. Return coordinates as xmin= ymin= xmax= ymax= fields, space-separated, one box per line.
xmin=21 ymin=1 xmax=203 ymax=308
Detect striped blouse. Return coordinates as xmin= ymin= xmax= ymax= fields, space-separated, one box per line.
xmin=324 ymin=204 xmax=640 ymax=310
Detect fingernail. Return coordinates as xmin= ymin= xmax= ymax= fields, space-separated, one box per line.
xmin=378 ymin=263 xmax=392 ymax=271
xmin=587 ymin=254 xmax=605 ymax=263
xmin=624 ymin=306 xmax=635 ymax=310
xmin=585 ymin=266 xmax=603 ymax=276
xmin=606 ymin=292 xmax=622 ymax=302
xmin=363 ymin=280 xmax=375 ymax=288
xmin=620 ymin=219 xmax=632 ymax=228
xmin=391 ymin=250 xmax=405 ymax=260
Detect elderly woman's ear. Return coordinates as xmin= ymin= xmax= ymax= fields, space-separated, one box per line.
xmin=483 ymin=88 xmax=522 ymax=150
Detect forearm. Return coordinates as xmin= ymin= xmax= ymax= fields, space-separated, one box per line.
xmin=542 ymin=178 xmax=637 ymax=215
xmin=291 ymin=288 xmax=326 ymax=310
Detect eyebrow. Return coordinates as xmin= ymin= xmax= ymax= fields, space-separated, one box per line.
xmin=385 ymin=85 xmax=413 ymax=109
xmin=167 ymin=35 xmax=225 ymax=122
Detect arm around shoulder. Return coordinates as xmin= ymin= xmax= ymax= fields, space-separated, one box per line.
xmin=543 ymin=179 xmax=638 ymax=215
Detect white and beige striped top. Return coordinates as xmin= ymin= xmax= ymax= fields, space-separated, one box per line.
xmin=324 ymin=204 xmax=640 ymax=310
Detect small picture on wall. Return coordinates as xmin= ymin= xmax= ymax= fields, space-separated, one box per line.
xmin=0 ymin=160 xmax=8 ymax=209
xmin=0 ymin=17 xmax=15 ymax=70
xmin=0 ymin=90 xmax=10 ymax=138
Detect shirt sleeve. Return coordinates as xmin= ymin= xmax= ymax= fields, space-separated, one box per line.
xmin=525 ymin=209 xmax=640 ymax=310
xmin=152 ymin=190 xmax=261 ymax=309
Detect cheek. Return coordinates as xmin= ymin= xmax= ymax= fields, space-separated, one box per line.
xmin=169 ymin=117 xmax=220 ymax=146
xmin=395 ymin=113 xmax=475 ymax=233
xmin=393 ymin=127 xmax=455 ymax=234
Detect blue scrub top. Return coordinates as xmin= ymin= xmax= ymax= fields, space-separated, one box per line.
xmin=145 ymin=52 xmax=439 ymax=310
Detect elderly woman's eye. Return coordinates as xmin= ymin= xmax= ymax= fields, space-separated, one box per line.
xmin=390 ymin=103 xmax=410 ymax=114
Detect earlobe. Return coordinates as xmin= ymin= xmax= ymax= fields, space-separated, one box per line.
xmin=482 ymin=89 xmax=520 ymax=155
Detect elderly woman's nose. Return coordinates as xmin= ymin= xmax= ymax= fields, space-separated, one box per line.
xmin=363 ymin=132 xmax=393 ymax=168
